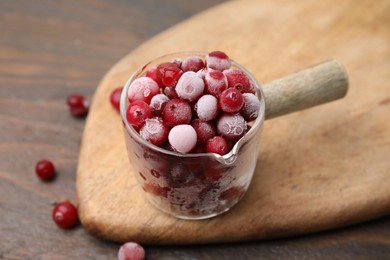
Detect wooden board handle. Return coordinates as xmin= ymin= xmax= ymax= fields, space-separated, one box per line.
xmin=263 ymin=60 xmax=349 ymax=119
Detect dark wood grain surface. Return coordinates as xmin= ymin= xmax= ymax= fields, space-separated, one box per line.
xmin=0 ymin=1 xmax=389 ymax=259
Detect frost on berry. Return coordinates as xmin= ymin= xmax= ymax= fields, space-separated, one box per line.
xmin=205 ymin=51 xmax=231 ymax=71
xmin=118 ymin=242 xmax=145 ymax=260
xmin=204 ymin=70 xmax=227 ymax=97
xmin=241 ymin=93 xmax=261 ymax=121
xmin=219 ymin=88 xmax=244 ymax=113
xmin=175 ymin=71 xmax=205 ymax=102
xmin=168 ymin=125 xmax=197 ymax=153
xmin=191 ymin=119 xmax=216 ymax=144
xmin=206 ymin=136 xmax=228 ymax=155
xmin=195 ymin=94 xmax=218 ymax=121
xmin=223 ymin=68 xmax=252 ymax=93
xmin=181 ymin=56 xmax=205 ymax=72
xmin=139 ymin=117 xmax=170 ymax=146
xmin=127 ymin=76 xmax=160 ymax=104
xmin=149 ymin=94 xmax=169 ymax=116
xmin=217 ymin=113 xmax=247 ymax=140
xmin=126 ymin=100 xmax=152 ymax=130
xmin=146 ymin=66 xmax=164 ymax=88
xmin=162 ymin=99 xmax=192 ymax=127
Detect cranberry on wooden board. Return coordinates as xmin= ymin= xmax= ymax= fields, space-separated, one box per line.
xmin=66 ymin=94 xmax=89 ymax=117
xmin=52 ymin=201 xmax=78 ymax=229
xmin=35 ymin=159 xmax=56 ymax=181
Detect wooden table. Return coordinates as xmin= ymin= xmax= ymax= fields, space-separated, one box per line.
xmin=1 ymin=1 xmax=389 ymax=259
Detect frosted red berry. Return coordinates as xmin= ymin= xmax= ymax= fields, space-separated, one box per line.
xmin=168 ymin=124 xmax=197 ymax=153
xmin=162 ymin=99 xmax=192 ymax=126
xmin=175 ymin=71 xmax=205 ymax=102
xmin=149 ymin=94 xmax=169 ymax=116
xmin=139 ymin=117 xmax=170 ymax=146
xmin=224 ymin=68 xmax=251 ymax=93
xmin=181 ymin=56 xmax=205 ymax=72
xmin=241 ymin=93 xmax=261 ymax=121
xmin=206 ymin=136 xmax=228 ymax=155
xmin=146 ymin=66 xmax=164 ymax=88
xmin=205 ymin=51 xmax=231 ymax=71
xmin=163 ymin=85 xmax=179 ymax=99
xmin=118 ymin=242 xmax=145 ymax=260
xmin=52 ymin=201 xmax=78 ymax=229
xmin=156 ymin=62 xmax=183 ymax=87
xmin=110 ymin=87 xmax=123 ymax=112
xmin=126 ymin=100 xmax=152 ymax=130
xmin=217 ymin=113 xmax=247 ymax=140
xmin=219 ymin=88 xmax=244 ymax=113
xmin=35 ymin=159 xmax=56 ymax=181
xmin=191 ymin=119 xmax=216 ymax=144
xmin=127 ymin=77 xmax=160 ymax=104
xmin=66 ymin=94 xmax=89 ymax=117
xmin=195 ymin=94 xmax=219 ymax=121
xmin=204 ymin=70 xmax=228 ymax=98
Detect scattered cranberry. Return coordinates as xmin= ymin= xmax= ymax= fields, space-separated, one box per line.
xmin=240 ymin=93 xmax=261 ymax=121
xmin=139 ymin=117 xmax=170 ymax=146
xmin=219 ymin=88 xmax=244 ymax=113
xmin=204 ymin=70 xmax=227 ymax=97
xmin=127 ymin=77 xmax=160 ymax=104
xmin=181 ymin=56 xmax=205 ymax=72
xmin=206 ymin=136 xmax=228 ymax=155
xmin=126 ymin=100 xmax=152 ymax=130
xmin=118 ymin=242 xmax=145 ymax=260
xmin=175 ymin=71 xmax=205 ymax=102
xmin=205 ymin=51 xmax=231 ymax=71
xmin=156 ymin=62 xmax=183 ymax=87
xmin=162 ymin=99 xmax=192 ymax=127
xmin=223 ymin=68 xmax=251 ymax=93
xmin=217 ymin=113 xmax=247 ymax=140
xmin=66 ymin=94 xmax=89 ymax=117
xmin=52 ymin=201 xmax=78 ymax=229
xmin=149 ymin=94 xmax=169 ymax=116
xmin=110 ymin=87 xmax=123 ymax=112
xmin=195 ymin=94 xmax=219 ymax=121
xmin=191 ymin=119 xmax=216 ymax=144
xmin=168 ymin=125 xmax=197 ymax=153
xmin=35 ymin=159 xmax=56 ymax=181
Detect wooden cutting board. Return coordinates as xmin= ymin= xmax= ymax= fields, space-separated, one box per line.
xmin=76 ymin=0 xmax=390 ymax=244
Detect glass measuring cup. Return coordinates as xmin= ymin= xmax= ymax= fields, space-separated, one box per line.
xmin=120 ymin=52 xmax=265 ymax=220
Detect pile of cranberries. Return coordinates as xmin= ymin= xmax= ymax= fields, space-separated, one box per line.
xmin=125 ymin=51 xmax=261 ymax=155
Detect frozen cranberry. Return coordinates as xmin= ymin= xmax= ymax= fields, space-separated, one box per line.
xmin=204 ymin=70 xmax=228 ymax=97
xmin=143 ymin=182 xmax=170 ymax=198
xmin=205 ymin=51 xmax=231 ymax=71
xmin=110 ymin=87 xmax=123 ymax=112
xmin=162 ymin=99 xmax=192 ymax=126
xmin=146 ymin=66 xmax=164 ymax=87
xmin=219 ymin=88 xmax=244 ymax=113
xmin=171 ymin=58 xmax=182 ymax=68
xmin=126 ymin=100 xmax=152 ymax=130
xmin=217 ymin=113 xmax=247 ymax=140
xmin=66 ymin=94 xmax=89 ymax=117
xmin=52 ymin=201 xmax=78 ymax=229
xmin=241 ymin=93 xmax=261 ymax=121
xmin=191 ymin=119 xmax=216 ymax=144
xmin=118 ymin=242 xmax=145 ymax=260
xmin=139 ymin=117 xmax=170 ymax=146
xmin=196 ymin=67 xmax=212 ymax=79
xmin=175 ymin=71 xmax=205 ymax=102
xmin=168 ymin=125 xmax=197 ymax=153
xmin=195 ymin=94 xmax=219 ymax=121
xmin=35 ymin=159 xmax=56 ymax=181
xmin=168 ymin=163 xmax=196 ymax=187
xmin=156 ymin=62 xmax=183 ymax=87
xmin=127 ymin=77 xmax=160 ymax=104
xmin=223 ymin=68 xmax=251 ymax=93
xmin=163 ymin=85 xmax=179 ymax=99
xmin=181 ymin=56 xmax=205 ymax=72
xmin=149 ymin=94 xmax=169 ymax=116
xmin=206 ymin=136 xmax=228 ymax=155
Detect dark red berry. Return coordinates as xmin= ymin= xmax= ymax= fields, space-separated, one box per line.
xmin=163 ymin=85 xmax=179 ymax=99
xmin=139 ymin=117 xmax=170 ymax=146
xmin=223 ymin=68 xmax=251 ymax=93
xmin=110 ymin=87 xmax=123 ymax=112
xmin=52 ymin=201 xmax=78 ymax=229
xmin=191 ymin=119 xmax=216 ymax=145
xmin=156 ymin=62 xmax=183 ymax=87
xmin=35 ymin=159 xmax=56 ymax=181
xmin=66 ymin=94 xmax=89 ymax=117
xmin=146 ymin=66 xmax=164 ymax=87
xmin=205 ymin=70 xmax=228 ymax=97
xmin=126 ymin=100 xmax=152 ymax=130
xmin=162 ymin=99 xmax=192 ymax=127
xmin=219 ymin=88 xmax=244 ymax=113
xmin=181 ymin=56 xmax=205 ymax=72
xmin=206 ymin=136 xmax=228 ymax=155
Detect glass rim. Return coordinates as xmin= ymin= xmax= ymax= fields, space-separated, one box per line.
xmin=120 ymin=51 xmax=265 ymax=163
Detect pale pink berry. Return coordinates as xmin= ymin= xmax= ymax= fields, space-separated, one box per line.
xmin=205 ymin=51 xmax=231 ymax=71
xmin=206 ymin=136 xmax=228 ymax=155
xmin=219 ymin=88 xmax=244 ymax=113
xmin=241 ymin=93 xmax=261 ymax=121
xmin=195 ymin=94 xmax=218 ymax=121
xmin=181 ymin=56 xmax=205 ymax=72
xmin=204 ymin=70 xmax=227 ymax=97
xmin=126 ymin=101 xmax=152 ymax=130
xmin=149 ymin=94 xmax=170 ymax=116
xmin=191 ymin=119 xmax=216 ymax=144
xmin=118 ymin=242 xmax=145 ymax=260
xmin=139 ymin=117 xmax=170 ymax=146
xmin=217 ymin=113 xmax=247 ymax=140
xmin=196 ymin=67 xmax=213 ymax=79
xmin=128 ymin=76 xmax=160 ymax=104
xmin=175 ymin=71 xmax=205 ymax=102
xmin=168 ymin=125 xmax=197 ymax=153
xmin=162 ymin=99 xmax=192 ymax=126
xmin=223 ymin=68 xmax=251 ymax=93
